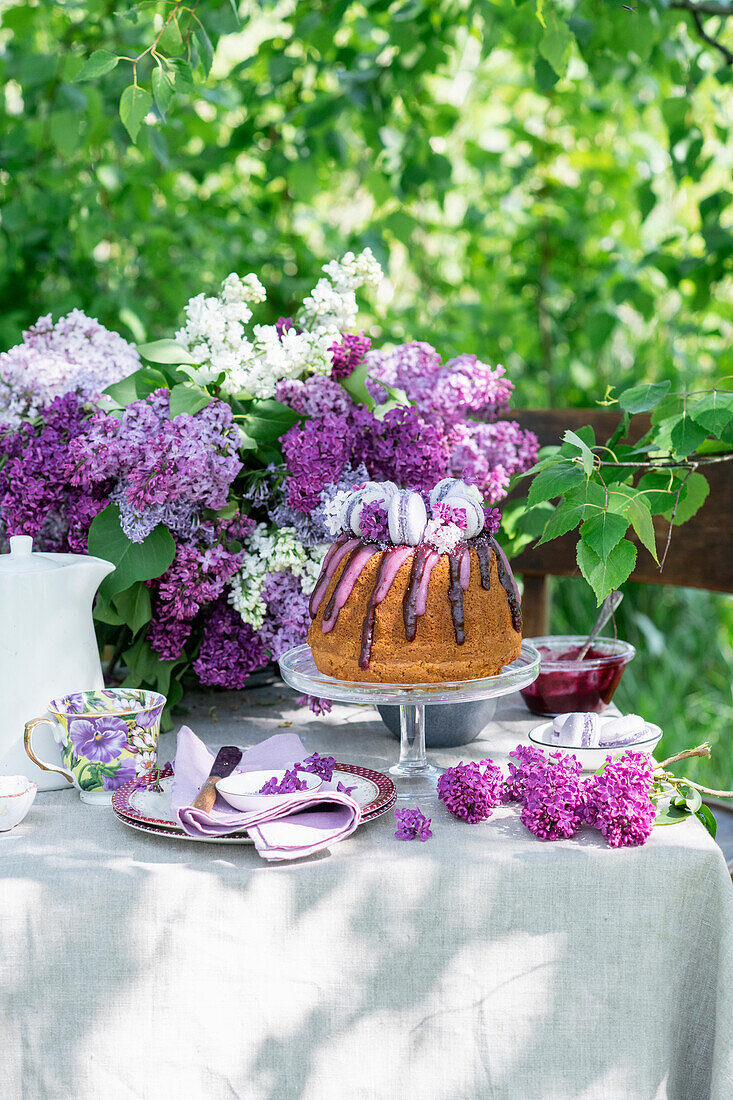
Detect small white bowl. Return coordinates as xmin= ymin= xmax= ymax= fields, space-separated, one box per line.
xmin=527 ymin=722 xmax=663 ymax=773
xmin=0 ymin=775 xmax=38 ymax=832
xmin=216 ymin=769 xmax=323 ymax=811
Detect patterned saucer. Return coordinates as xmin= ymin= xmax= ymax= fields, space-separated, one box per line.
xmin=112 ymin=763 xmax=396 ymax=844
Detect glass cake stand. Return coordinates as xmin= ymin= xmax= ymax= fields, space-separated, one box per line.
xmin=278 ymin=642 xmax=541 ymax=800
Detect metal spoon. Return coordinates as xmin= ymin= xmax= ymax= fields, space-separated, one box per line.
xmin=576 ymin=591 xmax=624 ymax=660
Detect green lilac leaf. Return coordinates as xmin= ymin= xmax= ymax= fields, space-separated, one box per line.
xmin=168 ymin=383 xmax=212 ymax=417
xmin=619 ymin=380 xmax=671 ymax=415
xmin=119 ymin=85 xmax=153 ymax=144
xmin=103 ymin=367 xmax=168 ymax=405
xmin=242 ymin=398 xmax=300 ymax=442
xmin=695 ymin=804 xmax=717 ymax=839
xmin=526 ymin=463 xmax=586 ymax=508
xmin=627 ymin=494 xmax=658 ymax=563
xmin=580 ymin=511 xmax=629 ymax=559
xmin=88 ymin=505 xmax=175 ymax=600
xmin=74 ymin=49 xmax=119 ymax=82
xmin=137 ymin=339 xmax=195 ymax=365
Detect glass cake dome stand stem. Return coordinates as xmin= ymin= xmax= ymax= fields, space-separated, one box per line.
xmin=278 ymin=642 xmax=541 ymax=801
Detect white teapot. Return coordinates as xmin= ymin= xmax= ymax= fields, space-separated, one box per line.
xmin=0 ymin=536 xmax=114 ymax=790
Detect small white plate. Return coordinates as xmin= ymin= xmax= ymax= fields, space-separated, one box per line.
xmin=528 ymin=721 xmax=663 ymax=773
xmin=216 ymin=769 xmax=323 ymax=811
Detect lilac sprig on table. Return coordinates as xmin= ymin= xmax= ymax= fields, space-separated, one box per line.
xmin=258 ymin=769 xmax=308 ymax=795
xmin=437 ymin=760 xmax=504 ymax=823
xmin=336 ymin=781 xmax=357 ymax=796
xmin=296 ymin=752 xmax=336 ymax=782
xmin=584 ymin=753 xmax=656 ymax=848
xmin=521 ymin=753 xmax=584 ymax=841
xmin=394 ymin=807 xmax=433 ymax=841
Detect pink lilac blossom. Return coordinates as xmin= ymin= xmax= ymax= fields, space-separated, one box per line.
xmin=330 ymin=332 xmax=371 ymax=380
xmin=503 ymin=744 xmax=550 ymax=805
xmin=0 ymin=393 xmax=108 ymax=551
xmin=297 ymin=694 xmax=334 ymax=716
xmin=296 ymin=753 xmax=336 ymax=782
xmin=366 ymin=343 xmax=513 ymax=427
xmin=483 ymin=507 xmax=501 ymax=536
xmin=259 ymin=769 xmax=307 ymax=794
xmin=446 ymin=420 xmax=539 ymax=503
xmin=520 ymin=751 xmax=585 ymax=841
xmin=394 ymin=807 xmax=433 ymax=841
xmin=336 ymin=781 xmax=357 ymax=795
xmin=437 ymin=759 xmax=504 ymax=823
xmin=193 ymin=600 xmax=268 ymax=690
xmin=0 ymin=310 xmax=140 ymax=428
xmin=583 ymin=751 xmax=656 ymax=848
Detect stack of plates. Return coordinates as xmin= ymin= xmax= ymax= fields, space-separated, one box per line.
xmin=112 ymin=763 xmax=397 ymax=844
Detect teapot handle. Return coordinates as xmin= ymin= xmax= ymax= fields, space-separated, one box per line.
xmin=24 ymin=718 xmax=74 ymax=784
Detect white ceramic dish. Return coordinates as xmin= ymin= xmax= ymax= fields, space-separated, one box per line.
xmin=0 ymin=775 xmax=38 ymax=832
xmin=216 ymin=768 xmax=323 ymax=811
xmin=528 ymin=721 xmax=663 ymax=773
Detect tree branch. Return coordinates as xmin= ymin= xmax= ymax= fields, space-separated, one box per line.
xmin=691 ymin=10 xmax=733 ymax=61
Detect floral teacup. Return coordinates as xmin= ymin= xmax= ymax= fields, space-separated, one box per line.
xmin=24 ymin=689 xmax=165 ymax=805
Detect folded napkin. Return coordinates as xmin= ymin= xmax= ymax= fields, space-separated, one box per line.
xmin=170 ymin=726 xmax=361 ymax=861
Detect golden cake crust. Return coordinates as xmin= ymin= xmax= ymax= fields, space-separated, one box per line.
xmin=307 ymin=544 xmax=521 ymax=684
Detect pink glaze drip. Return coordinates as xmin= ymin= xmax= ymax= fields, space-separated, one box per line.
xmin=359 ymin=546 xmax=414 ymax=668
xmin=459 ymin=545 xmax=471 ymax=590
xmin=309 ymin=536 xmax=359 ymax=618
xmin=414 ymin=551 xmax=440 ymax=616
xmin=321 ymin=544 xmax=381 ymax=633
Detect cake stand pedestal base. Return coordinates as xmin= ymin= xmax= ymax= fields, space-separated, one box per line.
xmin=389 ymin=703 xmax=444 ymax=800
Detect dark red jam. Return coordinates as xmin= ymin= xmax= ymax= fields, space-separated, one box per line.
xmin=520 ymin=644 xmax=631 ymax=717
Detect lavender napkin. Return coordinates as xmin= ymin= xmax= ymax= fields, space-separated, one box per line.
xmin=170 ymin=726 xmax=361 ymax=861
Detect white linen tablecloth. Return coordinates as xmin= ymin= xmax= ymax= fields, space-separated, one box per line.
xmin=1 ymin=686 xmax=732 ymax=1100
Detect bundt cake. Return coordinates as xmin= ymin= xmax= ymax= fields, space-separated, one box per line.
xmin=307 ymin=478 xmax=522 ymax=683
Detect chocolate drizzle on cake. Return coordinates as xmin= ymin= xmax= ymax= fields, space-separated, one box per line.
xmin=359 ymin=547 xmax=411 ymax=669
xmin=447 ymin=551 xmax=466 ymax=645
xmin=472 ymin=536 xmax=493 ymax=590
xmin=403 ymin=545 xmax=434 ymax=642
xmin=489 ymin=536 xmax=522 ymax=633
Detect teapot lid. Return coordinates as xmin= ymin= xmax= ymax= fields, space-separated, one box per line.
xmin=0 ymin=535 xmax=63 ymax=573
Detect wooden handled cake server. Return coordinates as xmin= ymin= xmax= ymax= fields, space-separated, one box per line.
xmin=192 ymin=745 xmax=242 ymax=812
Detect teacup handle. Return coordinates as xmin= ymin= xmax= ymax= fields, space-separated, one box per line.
xmin=24 ymin=718 xmax=74 ymax=784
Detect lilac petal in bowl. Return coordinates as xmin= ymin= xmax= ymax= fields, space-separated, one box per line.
xmin=216 ymin=769 xmax=323 ymax=812
xmin=0 ymin=775 xmax=37 ymax=832
xmin=527 ymin=721 xmax=662 ymax=772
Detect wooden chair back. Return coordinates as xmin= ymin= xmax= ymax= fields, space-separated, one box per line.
xmin=509 ymin=409 xmax=733 ymax=636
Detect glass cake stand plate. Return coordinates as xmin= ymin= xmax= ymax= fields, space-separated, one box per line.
xmin=278 ymin=642 xmax=541 ymax=801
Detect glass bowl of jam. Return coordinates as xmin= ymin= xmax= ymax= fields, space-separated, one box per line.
xmin=519 ymin=634 xmax=635 ymax=717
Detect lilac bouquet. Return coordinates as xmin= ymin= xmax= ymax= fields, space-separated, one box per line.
xmin=0 ymin=251 xmax=538 ymax=711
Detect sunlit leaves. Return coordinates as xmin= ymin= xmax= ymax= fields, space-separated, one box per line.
xmin=119 ymin=84 xmax=152 ymax=143
xmin=618 ymin=381 xmax=671 ymax=415
xmin=74 ymin=49 xmax=119 ymax=82
xmin=577 ymin=538 xmax=637 ymax=606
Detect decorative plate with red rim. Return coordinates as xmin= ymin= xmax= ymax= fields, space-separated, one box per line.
xmin=112 ymin=762 xmax=396 ymax=844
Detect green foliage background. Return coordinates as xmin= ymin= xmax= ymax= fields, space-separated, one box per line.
xmin=2 ymin=0 xmax=733 ymax=784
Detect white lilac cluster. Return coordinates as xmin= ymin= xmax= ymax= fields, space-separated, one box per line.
xmin=174 ymin=250 xmax=382 ymax=400
xmin=300 ymin=249 xmax=382 ymax=334
xmin=227 ymin=524 xmax=323 ymax=629
xmin=0 ymin=310 xmax=141 ymax=428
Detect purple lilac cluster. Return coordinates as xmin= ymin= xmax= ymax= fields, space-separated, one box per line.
xmin=394 ymin=807 xmax=433 ymax=841
xmin=147 ymin=536 xmax=243 ymax=660
xmin=259 ymin=769 xmax=307 ymax=795
xmin=276 ymin=375 xmax=353 ymax=418
xmin=66 ymin=390 xmax=242 ymax=543
xmin=296 ymin=752 xmax=336 ymax=782
xmin=583 ymin=752 xmax=656 ymax=848
xmin=447 ymin=420 xmax=539 ymax=503
xmin=358 ymin=499 xmax=390 ymax=541
xmin=330 ymin=332 xmax=371 ymax=380
xmin=0 ymin=393 xmax=108 ymax=551
xmin=193 ymin=601 xmax=267 ymax=690
xmin=366 ymin=344 xmax=514 ymax=426
xmin=520 ymin=752 xmax=584 ymax=841
xmin=437 ymin=759 xmax=504 ymax=823
xmin=258 ymin=571 xmax=312 ymax=661
xmin=503 ymin=744 xmax=549 ymax=804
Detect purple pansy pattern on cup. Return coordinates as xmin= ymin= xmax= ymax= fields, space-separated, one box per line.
xmin=52 ymin=688 xmax=166 ymax=794
xmin=70 ymin=717 xmax=129 ymax=763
